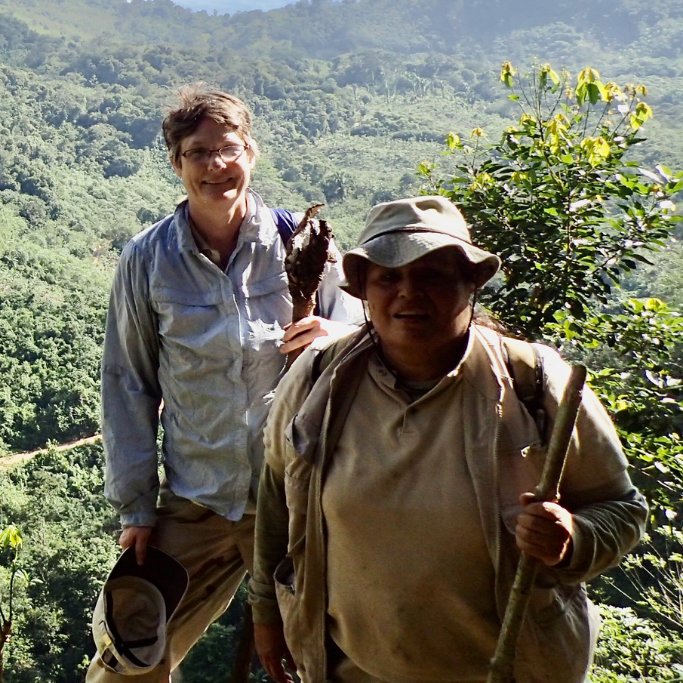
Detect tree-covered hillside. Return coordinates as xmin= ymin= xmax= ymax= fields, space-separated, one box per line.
xmin=0 ymin=0 xmax=682 ymax=680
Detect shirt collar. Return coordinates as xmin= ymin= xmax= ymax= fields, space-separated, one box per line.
xmin=368 ymin=327 xmax=475 ymax=396
xmin=173 ymin=189 xmax=277 ymax=257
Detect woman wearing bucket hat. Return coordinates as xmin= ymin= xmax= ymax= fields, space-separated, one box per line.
xmin=249 ymin=196 xmax=646 ymax=683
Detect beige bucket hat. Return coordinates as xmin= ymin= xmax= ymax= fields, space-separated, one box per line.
xmin=342 ymin=195 xmax=501 ymax=299
xmin=91 ymin=545 xmax=188 ymax=675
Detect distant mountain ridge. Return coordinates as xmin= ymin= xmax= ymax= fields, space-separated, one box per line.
xmin=3 ymin=0 xmax=680 ymax=59
xmin=176 ymin=0 xmax=297 ymax=15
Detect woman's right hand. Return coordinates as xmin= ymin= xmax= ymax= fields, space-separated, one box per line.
xmin=254 ymin=622 xmax=296 ymax=683
xmin=118 ymin=525 xmax=154 ymax=566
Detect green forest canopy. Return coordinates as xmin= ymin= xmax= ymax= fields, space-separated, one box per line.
xmin=0 ymin=0 xmax=682 ymax=680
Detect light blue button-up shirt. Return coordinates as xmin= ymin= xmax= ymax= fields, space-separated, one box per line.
xmin=101 ymin=190 xmax=362 ymax=527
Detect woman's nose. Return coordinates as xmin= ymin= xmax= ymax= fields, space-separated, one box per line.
xmin=207 ymin=151 xmax=228 ymax=169
xmin=397 ymin=275 xmax=421 ymax=298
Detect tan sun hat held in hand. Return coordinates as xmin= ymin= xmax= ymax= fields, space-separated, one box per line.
xmin=91 ymin=545 xmax=188 ymax=675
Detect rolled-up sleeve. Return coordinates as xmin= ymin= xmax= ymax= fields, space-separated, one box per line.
xmin=535 ymin=344 xmax=648 ymax=584
xmin=101 ymin=241 xmax=162 ymax=528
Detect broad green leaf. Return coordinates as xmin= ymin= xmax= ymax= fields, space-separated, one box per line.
xmin=656 ymin=164 xmax=672 ymax=180
xmin=500 ymin=61 xmax=516 ymax=89
xmin=638 ymin=168 xmax=662 ymax=183
xmin=0 ymin=525 xmax=23 ymax=550
xmin=445 ymin=132 xmax=460 ymax=150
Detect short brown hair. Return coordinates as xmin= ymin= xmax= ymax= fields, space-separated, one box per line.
xmin=163 ymin=83 xmax=260 ymax=163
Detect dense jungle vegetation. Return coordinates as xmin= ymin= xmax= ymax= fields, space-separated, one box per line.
xmin=0 ymin=0 xmax=682 ymax=680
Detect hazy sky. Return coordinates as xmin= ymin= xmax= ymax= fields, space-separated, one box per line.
xmin=174 ymin=0 xmax=296 ymax=13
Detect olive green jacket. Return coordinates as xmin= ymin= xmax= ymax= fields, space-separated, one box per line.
xmin=249 ymin=325 xmax=647 ymax=683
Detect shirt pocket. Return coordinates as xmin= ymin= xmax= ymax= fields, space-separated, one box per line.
xmin=150 ymin=286 xmax=227 ymax=363
xmin=273 ymin=555 xmax=305 ymax=669
xmin=499 ymin=444 xmax=547 ymax=535
xmin=242 ymin=273 xmax=291 ymax=375
xmin=243 ymin=271 xmax=291 ymax=326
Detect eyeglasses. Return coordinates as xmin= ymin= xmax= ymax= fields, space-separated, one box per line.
xmin=181 ymin=143 xmax=249 ymax=164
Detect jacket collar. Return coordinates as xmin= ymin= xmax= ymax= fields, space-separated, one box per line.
xmin=288 ymin=328 xmax=373 ymax=464
xmin=288 ymin=325 xmax=506 ymax=465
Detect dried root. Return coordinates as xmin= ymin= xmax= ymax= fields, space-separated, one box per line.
xmin=284 ymin=204 xmax=335 ymax=323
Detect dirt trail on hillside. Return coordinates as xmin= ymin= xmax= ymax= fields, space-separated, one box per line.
xmin=0 ymin=434 xmax=102 ymax=470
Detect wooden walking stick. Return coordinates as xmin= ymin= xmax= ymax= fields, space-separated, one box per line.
xmin=230 ymin=602 xmax=256 ymax=683
xmin=230 ymin=204 xmax=333 ymax=683
xmin=487 ymin=363 xmax=587 ymax=683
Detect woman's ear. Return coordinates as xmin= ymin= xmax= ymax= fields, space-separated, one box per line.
xmin=170 ymin=154 xmax=182 ymax=179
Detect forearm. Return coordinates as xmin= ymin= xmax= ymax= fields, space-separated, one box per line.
xmin=553 ymin=487 xmax=648 ymax=584
xmin=249 ymin=462 xmax=290 ymax=625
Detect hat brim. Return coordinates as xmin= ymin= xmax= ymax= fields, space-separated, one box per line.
xmin=341 ymin=231 xmax=501 ymax=299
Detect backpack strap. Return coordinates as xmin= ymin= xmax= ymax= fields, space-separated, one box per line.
xmin=270 ymin=208 xmax=299 ymax=243
xmin=310 ymin=335 xmax=348 ymax=384
xmin=501 ymin=337 xmax=546 ymax=441
xmin=270 ymin=208 xmax=321 ymax=317
xmin=310 ymin=330 xmax=547 ymax=442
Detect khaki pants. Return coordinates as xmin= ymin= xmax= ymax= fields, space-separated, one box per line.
xmin=327 ymin=642 xmax=486 ymax=683
xmin=86 ymin=487 xmax=255 ymax=683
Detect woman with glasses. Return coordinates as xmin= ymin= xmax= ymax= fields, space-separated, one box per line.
xmin=87 ymin=84 xmax=362 ymax=682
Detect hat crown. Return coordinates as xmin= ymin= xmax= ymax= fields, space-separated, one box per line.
xmin=358 ymin=196 xmax=471 ymax=246
xmin=92 ymin=546 xmax=189 ymax=675
xmin=340 ymin=196 xmax=501 ymax=299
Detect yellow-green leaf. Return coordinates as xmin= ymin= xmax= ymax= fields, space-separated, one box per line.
xmin=445 ymin=131 xmax=460 ymax=150
xmin=0 ymin=524 xmax=23 ymax=550
xmin=581 ymin=136 xmax=611 ymax=167
xmin=470 ymin=172 xmax=493 ymax=190
xmin=630 ymin=101 xmax=654 ymax=130
xmin=578 ymin=67 xmax=601 ymax=84
xmin=500 ymin=62 xmax=516 ymax=89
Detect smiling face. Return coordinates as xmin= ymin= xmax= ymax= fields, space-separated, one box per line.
xmin=365 ymin=248 xmax=476 ymax=375
xmin=171 ymin=117 xmax=256 ymax=217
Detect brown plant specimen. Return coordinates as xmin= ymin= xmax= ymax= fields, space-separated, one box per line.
xmin=284 ymin=203 xmax=335 ymax=369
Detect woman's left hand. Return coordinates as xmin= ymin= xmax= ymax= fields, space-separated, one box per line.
xmin=280 ymin=316 xmax=352 ymax=354
xmin=515 ymin=492 xmax=574 ymax=567
xmin=254 ymin=623 xmax=295 ymax=683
